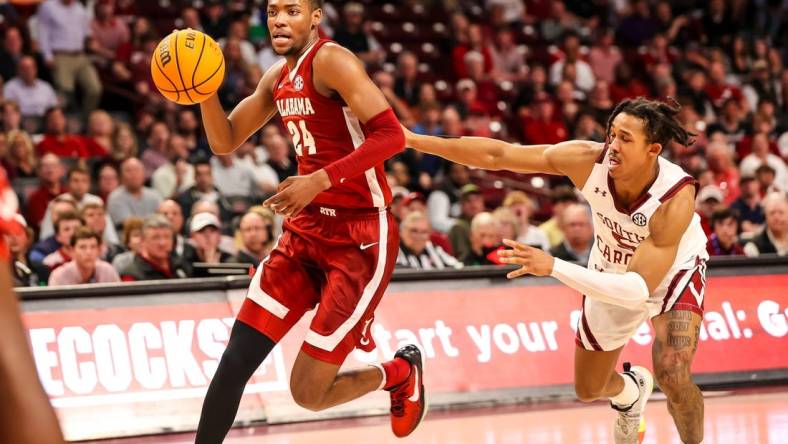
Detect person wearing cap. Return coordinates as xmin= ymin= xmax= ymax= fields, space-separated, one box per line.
xmin=730 ymin=175 xmax=765 ymax=233
xmin=448 ymin=183 xmax=486 ymax=261
xmin=48 ymin=228 xmax=120 ymax=285
xmin=182 ymin=212 xmax=235 ymax=278
xmin=743 ymin=192 xmax=788 ymax=257
xmin=696 ymin=185 xmax=724 ymax=236
xmin=118 ymin=214 xmax=187 ymax=281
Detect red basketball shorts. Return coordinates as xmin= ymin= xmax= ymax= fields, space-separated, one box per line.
xmin=237 ymin=204 xmax=398 ymax=365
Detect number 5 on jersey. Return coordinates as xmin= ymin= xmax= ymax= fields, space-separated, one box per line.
xmin=287 ymin=120 xmax=316 ymax=156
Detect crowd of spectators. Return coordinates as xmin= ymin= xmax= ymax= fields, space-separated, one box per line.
xmin=1 ymin=0 xmax=786 ymax=287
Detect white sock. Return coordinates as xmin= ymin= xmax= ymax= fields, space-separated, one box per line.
xmin=609 ymin=372 xmax=639 ymax=407
xmin=370 ymin=363 xmax=386 ymax=391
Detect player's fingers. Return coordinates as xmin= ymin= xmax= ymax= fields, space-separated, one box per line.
xmin=506 ymin=266 xmax=529 ymax=279
xmin=499 ymin=256 xmax=527 ymax=266
xmin=502 ymin=238 xmax=529 ymax=252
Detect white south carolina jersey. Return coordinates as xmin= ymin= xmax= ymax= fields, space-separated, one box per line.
xmin=579 ymin=145 xmax=709 ymax=275
xmin=573 ymin=145 xmax=710 ymax=352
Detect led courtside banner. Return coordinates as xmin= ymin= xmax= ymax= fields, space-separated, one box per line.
xmin=20 ymin=271 xmax=788 ymax=440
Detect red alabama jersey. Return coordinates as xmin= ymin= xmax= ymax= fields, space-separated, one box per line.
xmin=272 ymin=39 xmax=392 ymax=209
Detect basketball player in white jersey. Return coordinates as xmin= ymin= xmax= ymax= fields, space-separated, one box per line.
xmin=404 ymin=97 xmax=707 ymax=444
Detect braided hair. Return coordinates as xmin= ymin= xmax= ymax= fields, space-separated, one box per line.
xmin=605 ymin=97 xmax=695 ymax=149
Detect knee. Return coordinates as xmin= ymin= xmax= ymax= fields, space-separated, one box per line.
xmin=574 ymin=380 xmax=606 ymax=403
xmin=290 ymin=383 xmax=326 ymax=412
xmin=654 ymin=352 xmax=694 ymax=396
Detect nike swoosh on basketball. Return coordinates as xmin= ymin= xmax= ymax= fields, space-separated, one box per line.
xmin=408 ymin=368 xmax=420 ymax=402
xmin=360 ymin=242 xmax=378 ymax=250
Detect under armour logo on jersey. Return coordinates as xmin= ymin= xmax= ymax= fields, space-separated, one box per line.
xmin=632 ymin=212 xmax=647 ymax=227
xmin=293 ymin=75 xmax=304 ymax=91
xmin=594 ymin=187 xmax=608 ymax=197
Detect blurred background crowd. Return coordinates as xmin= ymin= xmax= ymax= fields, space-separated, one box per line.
xmin=0 ymin=0 xmax=786 ymax=287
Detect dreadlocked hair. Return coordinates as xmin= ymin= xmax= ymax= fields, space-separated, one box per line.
xmin=605 ymin=97 xmax=695 ymax=149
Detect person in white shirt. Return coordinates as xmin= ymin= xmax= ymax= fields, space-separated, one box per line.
xmin=2 ymin=56 xmax=58 ymax=118
xmin=739 ymin=132 xmax=788 ymax=190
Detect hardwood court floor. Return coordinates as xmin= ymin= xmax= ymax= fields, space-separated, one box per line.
xmin=85 ymin=386 xmax=788 ymax=444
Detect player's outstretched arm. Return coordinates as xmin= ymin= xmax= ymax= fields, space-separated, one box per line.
xmin=501 ymin=185 xmax=696 ymax=308
xmin=404 ymin=128 xmax=602 ymax=187
xmin=199 ymin=61 xmax=284 ymax=155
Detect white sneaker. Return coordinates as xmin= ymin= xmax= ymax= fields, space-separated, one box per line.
xmin=612 ymin=363 xmax=653 ymax=444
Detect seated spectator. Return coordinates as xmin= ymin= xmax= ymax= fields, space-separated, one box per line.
xmin=8 ymin=214 xmax=40 ymax=287
xmin=490 ymin=28 xmax=527 ymax=82
xmin=705 ymin=141 xmax=740 ymax=204
xmin=2 ymin=56 xmax=58 ymax=119
xmin=90 ymin=0 xmax=130 ymax=68
xmin=107 ymin=158 xmax=163 ymax=227
xmin=96 ymin=163 xmax=120 ymax=203
xmin=449 ymin=184 xmax=486 ymax=261
xmin=157 ymin=199 xmax=186 ymax=256
xmin=521 ymin=95 xmax=569 ymax=145
xmin=397 ymin=211 xmax=461 ymax=270
xmin=696 ymin=185 xmax=724 ymax=236
xmin=707 ymin=207 xmax=744 ymax=256
xmin=452 ymin=23 xmax=493 ymax=79
xmin=190 ymin=199 xmax=238 ymax=255
xmin=36 ymin=107 xmax=90 ymax=158
xmin=211 ymin=153 xmax=260 ymax=198
xmin=588 ymin=28 xmax=622 ymax=84
xmin=502 ymin=191 xmax=550 ymax=251
xmin=2 ymin=130 xmax=37 ymax=180
xmin=83 ymin=109 xmax=114 ymax=157
xmin=540 ymin=186 xmax=580 ymax=248
xmin=2 ymin=100 xmax=22 ymax=132
xmin=182 ymin=212 xmax=235 ymax=277
xmin=428 ymin=162 xmax=472 ymax=233
xmin=333 ymin=2 xmax=385 ymax=67
xmin=48 ymin=228 xmax=120 ymax=285
xmin=744 ymin=192 xmax=787 ymax=256
xmin=118 ymin=214 xmax=187 ymax=281
xmin=266 ymin=133 xmax=298 ymax=182
xmin=141 ymin=121 xmax=170 ymax=180
xmin=80 ymin=202 xmax=122 ymax=259
xmin=233 ymin=208 xmax=275 ymax=267
xmin=739 ymin=133 xmax=788 ymax=190
xmin=756 ymin=164 xmax=781 ymax=195
xmin=41 ymin=210 xmax=83 ymax=271
xmin=706 ymin=98 xmax=747 ymax=148
xmin=111 ymin=217 xmax=143 ymax=272
xmin=393 ymin=52 xmax=421 ymax=107
xmin=152 ymin=134 xmax=195 ymax=199
xmin=218 ymin=20 xmax=257 ymax=67
xmin=549 ymin=203 xmax=593 ymax=266
xmin=0 ymin=27 xmax=26 ymax=82
xmin=24 ymin=153 xmax=64 ymax=230
xmin=176 ymin=159 xmax=220 ymax=220
xmin=549 ymin=31 xmax=595 ymax=93
xmin=110 ymin=122 xmax=139 ymax=163
xmin=492 ymin=206 xmax=520 ymax=242
xmin=731 ymin=176 xmax=765 ymax=234
xmin=40 ymin=165 xmax=113 ymax=239
xmin=175 ymin=109 xmax=210 ymax=160
xmin=235 ymin=141 xmax=279 ymax=196
xmin=462 ymin=212 xmax=503 ymax=266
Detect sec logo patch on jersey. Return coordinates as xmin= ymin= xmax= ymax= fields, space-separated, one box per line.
xmin=293 ymin=75 xmax=304 ymax=91
xmin=632 ymin=212 xmax=647 ymax=227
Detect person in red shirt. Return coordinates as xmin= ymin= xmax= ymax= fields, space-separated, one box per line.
xmin=36 ymin=106 xmax=89 ymax=158
xmin=706 ymin=140 xmax=740 ymax=204
xmin=522 ymin=95 xmax=569 ymax=145
xmin=705 ymin=61 xmax=745 ymax=111
xmin=24 ymin=153 xmax=65 ymax=230
xmin=193 ymin=1 xmax=423 ymax=442
xmin=452 ymin=23 xmax=493 ymax=79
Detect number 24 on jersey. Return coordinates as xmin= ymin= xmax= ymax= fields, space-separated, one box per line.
xmin=287 ymin=120 xmax=316 ymax=156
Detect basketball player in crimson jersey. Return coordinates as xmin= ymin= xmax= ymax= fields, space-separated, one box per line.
xmin=194 ymin=0 xmax=425 ymax=442
xmin=405 ymin=98 xmax=707 ymax=444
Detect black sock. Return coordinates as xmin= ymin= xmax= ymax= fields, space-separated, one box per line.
xmin=194 ymin=320 xmax=276 ymax=444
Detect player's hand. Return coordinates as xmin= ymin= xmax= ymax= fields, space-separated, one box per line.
xmin=263 ymin=169 xmax=331 ymax=218
xmin=497 ymin=239 xmax=555 ymax=279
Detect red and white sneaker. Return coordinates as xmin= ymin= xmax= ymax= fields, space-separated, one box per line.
xmin=388 ymin=344 xmax=427 ymax=438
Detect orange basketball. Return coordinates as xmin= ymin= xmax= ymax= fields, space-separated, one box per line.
xmin=151 ymin=29 xmax=225 ymax=105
